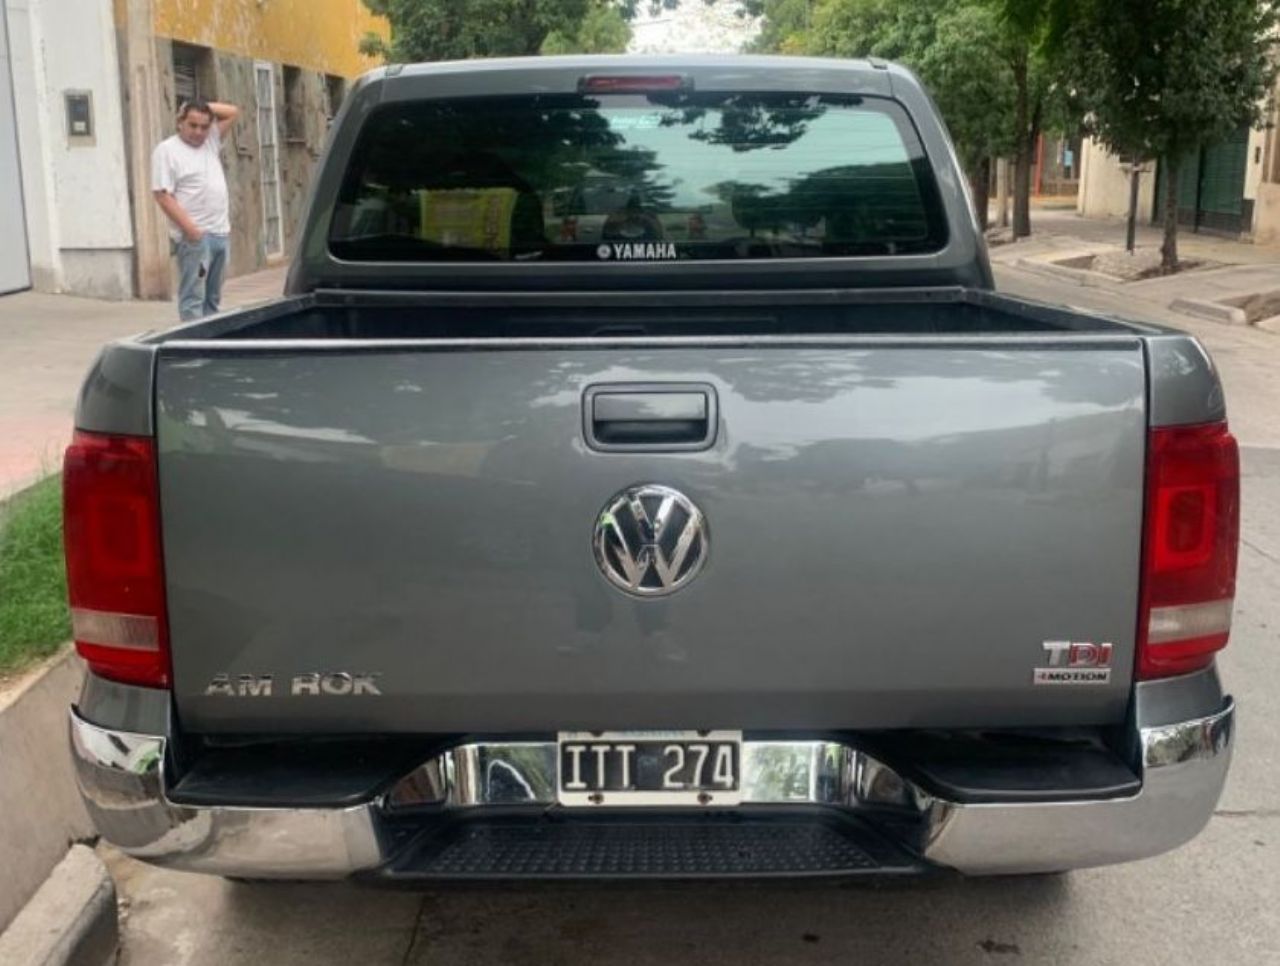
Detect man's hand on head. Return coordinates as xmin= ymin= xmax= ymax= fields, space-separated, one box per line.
xmin=207 ymin=101 xmax=240 ymax=138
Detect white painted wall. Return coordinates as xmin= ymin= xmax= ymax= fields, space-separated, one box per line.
xmin=6 ymin=0 xmax=58 ymax=290
xmin=1244 ymin=126 xmax=1265 ymax=203
xmin=0 ymin=2 xmax=32 ymax=293
xmin=4 ymin=0 xmax=134 ymax=297
xmin=45 ymin=0 xmax=132 ymax=250
xmin=1077 ymin=138 xmax=1156 ymax=221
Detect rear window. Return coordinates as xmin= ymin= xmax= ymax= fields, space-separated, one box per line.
xmin=329 ymin=92 xmax=948 ymax=263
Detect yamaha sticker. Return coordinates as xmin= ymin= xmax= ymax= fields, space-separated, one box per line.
xmin=597 ymin=242 xmax=678 ymax=261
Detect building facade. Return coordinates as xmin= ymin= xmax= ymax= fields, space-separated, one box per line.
xmin=0 ymin=0 xmax=386 ymax=300
xmin=4 ymin=0 xmax=136 ymax=297
xmin=1077 ymin=81 xmax=1280 ymax=244
xmin=1 ymin=4 xmax=33 ymax=295
xmin=1032 ymin=135 xmax=1082 ymax=199
xmin=1253 ymin=86 xmax=1280 ymax=245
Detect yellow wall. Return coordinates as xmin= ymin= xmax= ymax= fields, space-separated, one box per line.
xmin=114 ymin=0 xmax=388 ymax=78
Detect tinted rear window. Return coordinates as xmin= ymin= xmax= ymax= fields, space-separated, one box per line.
xmin=329 ymin=92 xmax=947 ymax=263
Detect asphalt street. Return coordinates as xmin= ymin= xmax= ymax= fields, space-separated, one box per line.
xmin=106 ymin=259 xmax=1280 ymax=965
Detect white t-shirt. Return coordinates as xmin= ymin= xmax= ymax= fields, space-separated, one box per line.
xmin=151 ymin=126 xmax=230 ymax=241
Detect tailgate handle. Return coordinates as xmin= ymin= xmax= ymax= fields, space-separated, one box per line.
xmin=585 ymin=384 xmax=718 ymax=452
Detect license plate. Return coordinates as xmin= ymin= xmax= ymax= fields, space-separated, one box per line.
xmin=557 ymin=730 xmax=742 ymax=806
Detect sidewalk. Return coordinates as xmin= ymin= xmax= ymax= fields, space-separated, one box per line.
xmin=0 ymin=265 xmax=287 ymax=497
xmin=996 ymin=207 xmax=1280 ymax=265
xmin=987 ymin=210 xmax=1280 ymax=325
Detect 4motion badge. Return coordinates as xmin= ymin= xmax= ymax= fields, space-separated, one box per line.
xmin=1033 ymin=641 xmax=1113 ymax=685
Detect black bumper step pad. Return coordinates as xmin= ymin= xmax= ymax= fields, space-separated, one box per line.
xmin=381 ymin=816 xmax=926 ymax=880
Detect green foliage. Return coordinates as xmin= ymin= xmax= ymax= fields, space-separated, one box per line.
xmin=1059 ymin=0 xmax=1278 ymax=164
xmin=361 ymin=0 xmax=633 ymax=62
xmin=542 ymin=4 xmax=632 ymax=54
xmin=744 ymin=0 xmax=811 ymax=54
xmin=1056 ymin=0 xmax=1277 ymax=266
xmin=805 ymin=0 xmax=946 ymax=63
xmin=749 ymin=0 xmax=1018 ymax=178
xmin=0 ymin=476 xmax=70 ymax=675
xmin=917 ymin=3 xmax=1018 ymax=169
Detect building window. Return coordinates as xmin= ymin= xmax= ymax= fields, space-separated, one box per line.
xmin=171 ymin=43 xmax=213 ymax=111
xmin=255 ymin=62 xmax=284 ymax=257
xmin=325 ymin=75 xmax=346 ymax=122
xmin=283 ymin=66 xmax=305 ymax=141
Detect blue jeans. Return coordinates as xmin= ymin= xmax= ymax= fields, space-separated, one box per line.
xmin=176 ymin=233 xmax=229 ymax=321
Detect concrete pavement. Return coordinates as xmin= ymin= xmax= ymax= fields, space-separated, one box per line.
xmin=92 ymin=241 xmax=1280 ymax=965
xmin=991 ymin=209 xmax=1280 ymax=331
xmin=0 ymin=845 xmax=117 ymax=966
xmin=102 ymin=809 xmax=1280 ymax=966
xmin=996 ymin=207 xmax=1280 ymax=267
xmin=0 ymin=266 xmax=286 ymax=497
xmin=0 ymin=649 xmax=94 ymax=931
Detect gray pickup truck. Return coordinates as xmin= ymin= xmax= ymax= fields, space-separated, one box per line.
xmin=66 ymin=55 xmax=1238 ymax=881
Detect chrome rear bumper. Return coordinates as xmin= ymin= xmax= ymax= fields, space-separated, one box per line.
xmin=69 ymin=694 xmax=1234 ymax=878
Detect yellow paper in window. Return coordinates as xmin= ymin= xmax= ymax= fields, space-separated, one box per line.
xmin=418 ymin=188 xmax=518 ymax=254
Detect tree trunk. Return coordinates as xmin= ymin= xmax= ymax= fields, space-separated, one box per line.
xmin=1125 ymin=163 xmax=1141 ymax=254
xmin=1161 ymin=156 xmax=1180 ymax=273
xmin=1014 ymin=142 xmax=1033 ymax=237
xmin=997 ymin=158 xmax=1010 ymax=228
xmin=1011 ymin=56 xmax=1032 ymax=238
xmin=971 ymin=157 xmax=991 ymax=231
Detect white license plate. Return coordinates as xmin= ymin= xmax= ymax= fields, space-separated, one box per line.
xmin=557 ymin=730 xmax=743 ymax=807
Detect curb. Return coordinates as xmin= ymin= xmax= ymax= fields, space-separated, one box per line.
xmin=0 ymin=845 xmax=118 ymax=966
xmin=1169 ymin=297 xmax=1248 ymax=326
xmin=1012 ymin=257 xmax=1118 ymax=289
xmin=0 ymin=648 xmax=93 ymax=930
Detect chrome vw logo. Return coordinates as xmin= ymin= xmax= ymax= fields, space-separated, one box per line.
xmin=593 ymin=484 xmax=708 ymax=596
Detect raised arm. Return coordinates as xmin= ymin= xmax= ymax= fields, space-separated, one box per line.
xmin=207 ymin=101 xmax=239 ymax=138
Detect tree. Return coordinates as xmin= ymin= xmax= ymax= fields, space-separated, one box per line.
xmin=917 ymin=3 xmax=1017 ymax=229
xmin=992 ymin=0 xmax=1055 ymax=239
xmin=543 ymin=4 xmax=632 ymax=54
xmin=359 ymin=0 xmax=632 ymax=62
xmin=748 ymin=0 xmax=1017 ymax=230
xmin=744 ymin=0 xmax=812 ymax=54
xmin=1060 ymin=0 xmax=1278 ymax=271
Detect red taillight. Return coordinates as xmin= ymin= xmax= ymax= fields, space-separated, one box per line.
xmin=63 ymin=431 xmax=170 ymax=687
xmin=579 ymin=74 xmax=688 ymax=94
xmin=1137 ymin=422 xmax=1239 ymax=679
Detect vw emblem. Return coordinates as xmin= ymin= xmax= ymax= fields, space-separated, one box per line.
xmin=594 ymin=484 xmax=708 ymax=596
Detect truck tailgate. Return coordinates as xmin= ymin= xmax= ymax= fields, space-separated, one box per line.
xmin=156 ymin=340 xmax=1146 ymax=733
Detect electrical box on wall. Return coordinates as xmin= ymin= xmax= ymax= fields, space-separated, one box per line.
xmin=65 ymin=91 xmax=94 ymax=144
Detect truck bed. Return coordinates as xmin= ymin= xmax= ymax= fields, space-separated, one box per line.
xmin=152 ymin=286 xmax=1142 ymax=344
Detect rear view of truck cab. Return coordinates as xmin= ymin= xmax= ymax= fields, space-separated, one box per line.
xmin=66 ymin=56 xmax=1236 ymax=881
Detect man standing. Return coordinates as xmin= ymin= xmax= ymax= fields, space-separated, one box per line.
xmin=151 ymin=100 xmax=239 ymax=320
